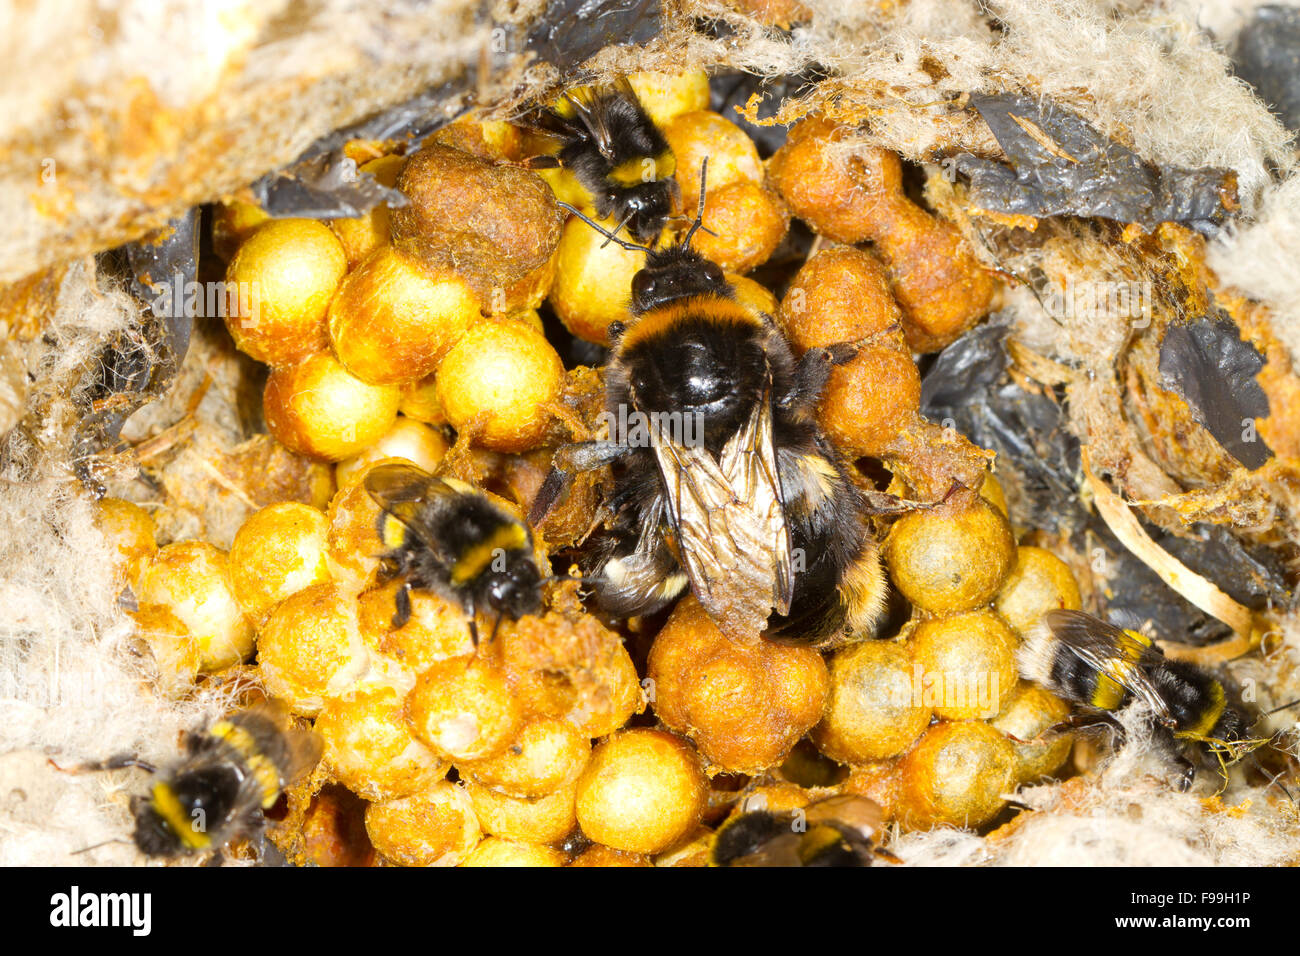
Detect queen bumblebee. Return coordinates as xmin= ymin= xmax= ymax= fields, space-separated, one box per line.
xmin=1021 ymin=609 xmax=1266 ymax=789
xmin=365 ymin=462 xmax=544 ymax=642
xmin=533 ymin=167 xmax=887 ymax=646
xmin=524 ymin=77 xmax=678 ymax=243
xmin=710 ymin=794 xmax=895 ymax=867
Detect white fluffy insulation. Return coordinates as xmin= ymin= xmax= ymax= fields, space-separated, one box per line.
xmin=0 ymin=263 xmax=233 ymax=866
xmin=893 ymin=706 xmax=1300 ymax=867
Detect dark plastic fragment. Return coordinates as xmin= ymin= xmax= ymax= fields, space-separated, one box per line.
xmin=1232 ymin=5 xmax=1300 ymax=132
xmin=920 ymin=321 xmax=1081 ymax=534
xmin=248 ymin=74 xmax=474 ymax=221
xmin=919 ymin=321 xmax=1290 ymax=641
xmin=251 ymin=151 xmax=410 ymax=221
xmin=309 ymin=76 xmax=476 ymax=160
xmin=74 ymin=210 xmax=199 ymax=469
xmin=526 ymin=0 xmax=661 ymax=69
xmin=1157 ymin=313 xmax=1272 ymax=469
xmin=955 ymin=94 xmax=1237 ymax=234
xmin=127 ymin=208 xmax=199 ymax=374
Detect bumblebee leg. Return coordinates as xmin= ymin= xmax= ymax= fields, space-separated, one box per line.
xmin=1174 ymin=755 xmax=1198 ymax=793
xmin=528 ymin=441 xmax=630 ymax=525
xmin=48 ymin=754 xmax=158 ymax=775
xmin=467 ymin=593 xmax=479 ymax=647
xmin=1047 ymin=712 xmax=1126 ymax=744
xmin=781 ymin=344 xmax=857 ymax=412
xmin=392 ymin=582 xmax=413 ymax=630
xmin=519 ymin=154 xmax=562 ymax=170
xmin=529 ymin=467 xmax=573 ymax=526
xmin=560 ymin=440 xmax=631 ymax=471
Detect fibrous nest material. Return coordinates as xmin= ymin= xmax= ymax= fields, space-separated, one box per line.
xmin=3 ymin=0 xmax=1300 ymax=866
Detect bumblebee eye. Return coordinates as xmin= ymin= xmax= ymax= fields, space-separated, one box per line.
xmin=704 ymin=262 xmax=725 ymax=285
xmin=632 ymin=271 xmax=655 ymax=302
xmin=485 ymin=572 xmax=516 ymax=607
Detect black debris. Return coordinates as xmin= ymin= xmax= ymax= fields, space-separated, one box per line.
xmin=76 ymin=210 xmax=200 ymax=467
xmin=920 ymin=321 xmax=1290 ymax=641
xmin=1157 ymin=312 xmax=1272 ymax=469
xmin=251 ymin=151 xmax=410 ymax=222
xmin=1232 ymin=5 xmax=1300 ymax=132
xmin=955 ymin=93 xmax=1238 ymax=235
xmin=526 ymin=0 xmax=661 ymax=70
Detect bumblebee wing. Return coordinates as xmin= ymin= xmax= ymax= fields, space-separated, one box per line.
xmin=226 ymin=702 xmax=323 ymax=791
xmin=275 ymin=725 xmax=323 ymax=786
xmin=804 ymin=794 xmax=885 ymax=842
xmin=720 ymin=386 xmax=794 ymax=615
xmin=363 ymin=462 xmax=443 ymax=509
xmin=652 ymin=389 xmax=793 ymax=639
xmin=1042 ymin=610 xmax=1173 ymax=721
xmin=363 ymin=463 xmax=457 ymax=550
xmin=562 ymin=86 xmax=619 ymax=161
xmin=727 ymin=832 xmax=806 ymax=867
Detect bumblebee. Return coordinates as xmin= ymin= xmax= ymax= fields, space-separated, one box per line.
xmin=1021 ymin=609 xmax=1263 ymax=788
xmin=63 ymin=703 xmax=321 ymax=861
xmin=365 ymin=462 xmax=544 ymax=641
xmin=524 ymin=78 xmax=678 ymax=243
xmin=711 ymin=794 xmax=895 ymax=867
xmin=534 ymin=177 xmax=887 ymax=646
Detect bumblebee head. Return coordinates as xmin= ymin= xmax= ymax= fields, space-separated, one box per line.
xmin=132 ymin=768 xmax=241 ymax=856
xmin=1213 ymin=706 xmax=1249 ymax=743
xmin=619 ymin=182 xmax=675 ymax=244
xmin=563 ymin=158 xmax=725 ymax=312
xmin=482 ymin=556 xmax=543 ymax=620
xmin=130 ymin=797 xmax=184 ymax=857
xmin=630 ymin=244 xmax=731 ymax=313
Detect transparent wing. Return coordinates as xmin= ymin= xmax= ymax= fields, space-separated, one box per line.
xmin=562 ymin=86 xmax=619 ymax=162
xmin=804 ymin=794 xmax=885 ymax=841
xmin=727 ymin=831 xmax=806 ymax=867
xmin=652 ymin=388 xmax=793 ymax=640
xmin=229 ymin=701 xmax=323 ymax=788
xmin=1043 ymin=609 xmax=1173 ymax=722
xmin=363 ymin=462 xmax=456 ymax=550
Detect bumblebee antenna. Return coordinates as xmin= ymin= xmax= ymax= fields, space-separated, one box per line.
xmin=48 ymin=755 xmax=158 ymax=775
xmin=600 ymin=209 xmax=638 ymax=249
xmin=682 ymin=157 xmax=712 ymax=247
xmin=1263 ymin=697 xmax=1300 ymax=718
xmin=1263 ymin=767 xmax=1298 ymax=808
xmin=556 ymin=202 xmax=651 ymax=253
xmin=70 ymin=838 xmax=133 ymax=856
xmin=465 ymin=593 xmax=480 ymax=647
